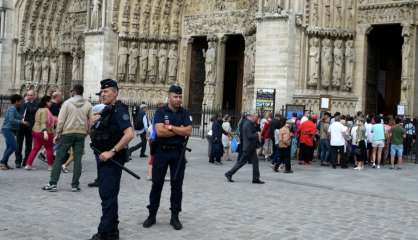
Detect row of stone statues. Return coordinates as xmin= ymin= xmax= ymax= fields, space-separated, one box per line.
xmin=24 ymin=48 xmax=84 ymax=84
xmin=25 ymin=53 xmax=59 ymax=85
xmin=117 ymin=40 xmax=178 ymax=84
xmin=308 ymin=37 xmax=355 ymax=91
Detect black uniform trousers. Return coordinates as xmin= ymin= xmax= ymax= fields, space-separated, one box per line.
xmin=15 ymin=125 xmax=32 ymax=166
xmin=148 ymin=148 xmax=185 ymax=215
xmin=97 ymin=154 xmax=123 ymax=235
xmin=225 ymin=148 xmax=260 ymax=181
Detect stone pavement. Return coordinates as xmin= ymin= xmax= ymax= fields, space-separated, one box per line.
xmin=1 ymin=137 xmax=418 ymax=240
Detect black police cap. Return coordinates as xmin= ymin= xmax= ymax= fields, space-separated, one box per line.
xmin=100 ymin=79 xmax=118 ymax=90
xmin=168 ymin=85 xmax=182 ymax=94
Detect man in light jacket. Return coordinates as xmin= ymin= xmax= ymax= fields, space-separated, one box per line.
xmin=42 ymin=84 xmax=93 ymax=192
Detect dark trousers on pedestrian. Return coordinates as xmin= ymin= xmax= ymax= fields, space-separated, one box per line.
xmin=129 ymin=132 xmax=147 ymax=156
xmin=225 ymin=148 xmax=260 ymax=181
xmin=277 ymin=147 xmax=291 ymax=171
xmin=49 ymin=134 xmax=85 ymax=187
xmin=15 ymin=125 xmax=32 ymax=166
xmin=148 ymin=149 xmax=185 ymax=215
xmin=404 ymin=134 xmax=413 ymax=156
xmin=97 ymin=154 xmax=123 ymax=235
xmin=330 ymin=145 xmax=345 ymax=168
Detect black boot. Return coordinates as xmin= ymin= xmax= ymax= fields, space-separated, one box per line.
xmin=170 ymin=212 xmax=183 ymax=230
xmin=142 ymin=213 xmax=156 ymax=228
xmin=88 ymin=179 xmax=99 ymax=187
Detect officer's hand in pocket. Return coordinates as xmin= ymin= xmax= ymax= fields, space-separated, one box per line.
xmin=100 ymin=151 xmax=115 ymax=162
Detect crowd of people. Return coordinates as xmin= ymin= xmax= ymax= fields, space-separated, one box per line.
xmin=208 ymin=110 xmax=417 ymax=178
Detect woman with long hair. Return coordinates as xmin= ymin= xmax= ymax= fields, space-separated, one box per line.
xmin=25 ymin=95 xmax=57 ymax=170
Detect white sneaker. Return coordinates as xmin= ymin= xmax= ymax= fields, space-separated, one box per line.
xmin=354 ymin=166 xmax=361 ymax=170
xmin=24 ymin=165 xmax=32 ymax=170
xmin=377 ymin=165 xmax=380 ymax=169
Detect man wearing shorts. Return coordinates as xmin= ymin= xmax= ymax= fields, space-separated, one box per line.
xmin=390 ymin=118 xmax=406 ymax=170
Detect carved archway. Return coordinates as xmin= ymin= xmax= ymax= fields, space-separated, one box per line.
xmin=18 ymin=0 xmax=87 ymax=96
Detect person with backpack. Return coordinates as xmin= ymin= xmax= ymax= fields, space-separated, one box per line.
xmin=130 ymin=103 xmax=149 ymax=158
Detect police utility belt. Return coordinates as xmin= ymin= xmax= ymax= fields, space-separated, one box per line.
xmin=159 ymin=144 xmax=180 ymax=151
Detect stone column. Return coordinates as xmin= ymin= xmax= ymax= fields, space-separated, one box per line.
xmin=401 ymin=23 xmax=414 ymax=115
xmin=83 ymin=29 xmax=118 ymax=98
xmin=182 ymin=37 xmax=194 ymax=108
xmin=0 ymin=9 xmax=5 ymax=38
xmin=215 ymin=35 xmax=227 ymax=108
xmin=354 ymin=24 xmax=370 ymax=113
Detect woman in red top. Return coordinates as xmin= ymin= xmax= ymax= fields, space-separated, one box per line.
xmin=298 ymin=116 xmax=317 ymax=165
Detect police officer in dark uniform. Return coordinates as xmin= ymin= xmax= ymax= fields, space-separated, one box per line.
xmin=142 ymin=85 xmax=192 ymax=230
xmin=89 ymin=79 xmax=135 ymax=240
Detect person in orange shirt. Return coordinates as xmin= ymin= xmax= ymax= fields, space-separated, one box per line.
xmin=298 ymin=115 xmax=318 ymax=165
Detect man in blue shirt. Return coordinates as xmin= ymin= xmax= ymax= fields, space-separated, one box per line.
xmin=143 ymin=85 xmax=192 ymax=231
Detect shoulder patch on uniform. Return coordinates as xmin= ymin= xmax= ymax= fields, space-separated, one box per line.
xmin=122 ymin=114 xmax=130 ymax=121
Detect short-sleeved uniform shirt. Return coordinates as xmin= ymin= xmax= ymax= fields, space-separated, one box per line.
xmin=391 ymin=125 xmax=405 ymax=145
xmin=109 ymin=103 xmax=132 ymax=132
xmin=153 ymin=105 xmax=192 ymax=146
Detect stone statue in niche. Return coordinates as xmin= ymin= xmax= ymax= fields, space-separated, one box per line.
xmin=147 ymin=42 xmax=157 ymax=84
xmin=324 ymin=0 xmax=331 ymax=27
xmin=311 ymin=0 xmax=319 ymax=26
xmin=34 ymin=54 xmax=42 ymax=84
xmin=117 ymin=41 xmax=129 ymax=82
xmin=214 ymin=0 xmax=226 ymax=11
xmin=203 ymin=40 xmax=217 ymax=86
xmin=335 ymin=0 xmax=343 ymax=27
xmin=168 ymin=43 xmax=178 ymax=84
xmin=50 ymin=55 xmax=58 ymax=84
xmin=25 ymin=54 xmax=34 ymax=82
xmin=158 ymin=43 xmax=168 ymax=84
xmin=321 ymin=39 xmax=333 ymax=88
xmin=308 ymin=37 xmax=320 ymax=87
xmin=91 ymin=0 xmax=102 ymax=29
xmin=72 ymin=49 xmax=81 ymax=81
xmin=402 ymin=25 xmax=411 ymax=90
xmin=264 ymin=0 xmax=281 ymax=13
xmin=344 ymin=40 xmax=354 ymax=91
xmin=42 ymin=56 xmax=50 ymax=84
xmin=128 ymin=42 xmax=140 ymax=82
xmin=139 ymin=42 xmax=148 ymax=83
xmin=332 ymin=40 xmax=343 ymax=88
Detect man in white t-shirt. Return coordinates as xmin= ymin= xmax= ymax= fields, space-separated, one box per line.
xmin=328 ymin=115 xmax=348 ymax=168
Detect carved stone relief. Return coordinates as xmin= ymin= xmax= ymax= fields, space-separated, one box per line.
xmin=128 ymin=42 xmax=140 ymax=82
xmin=307 ymin=37 xmax=320 ymax=87
xmin=321 ymin=38 xmax=332 ymax=88
xmin=332 ymin=40 xmax=343 ymax=88
xmin=344 ymin=40 xmax=354 ymax=91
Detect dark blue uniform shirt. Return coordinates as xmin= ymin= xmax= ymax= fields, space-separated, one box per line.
xmin=109 ymin=102 xmax=132 ymax=132
xmin=154 ymin=104 xmax=192 ymax=146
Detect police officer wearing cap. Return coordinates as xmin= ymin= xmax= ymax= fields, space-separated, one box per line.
xmin=143 ymin=85 xmax=192 ymax=230
xmin=89 ymin=79 xmax=135 ymax=240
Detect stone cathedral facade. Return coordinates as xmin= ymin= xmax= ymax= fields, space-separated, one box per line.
xmin=1 ymin=0 xmax=418 ymax=116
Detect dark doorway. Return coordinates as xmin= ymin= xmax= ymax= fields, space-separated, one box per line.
xmin=223 ymin=35 xmax=244 ymax=113
xmin=366 ymin=24 xmax=402 ymax=115
xmin=188 ymin=37 xmax=207 ymax=112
